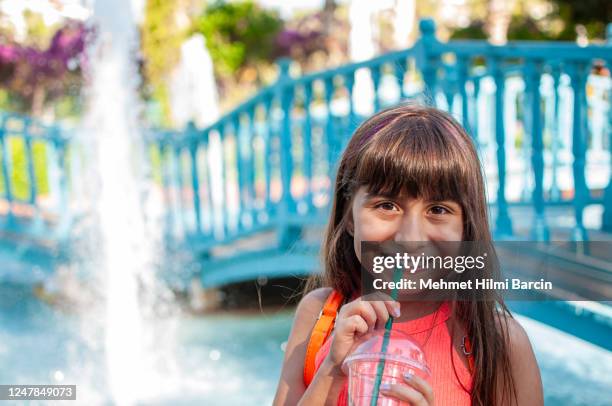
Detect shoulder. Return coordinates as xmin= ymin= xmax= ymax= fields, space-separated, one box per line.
xmin=272 ymin=287 xmax=334 ymax=405
xmin=495 ymin=313 xmax=533 ymax=353
xmin=295 ymin=287 xmax=334 ymax=325
xmin=287 ymin=287 xmax=335 ymax=352
xmin=495 ymin=312 xmax=544 ymax=405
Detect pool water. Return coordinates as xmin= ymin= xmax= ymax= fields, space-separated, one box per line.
xmin=1 ymin=284 xmax=611 ymax=405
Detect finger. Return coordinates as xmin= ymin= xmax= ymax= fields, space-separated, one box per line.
xmin=379 ymin=383 xmax=429 ymax=406
xmin=402 ymin=372 xmax=434 ymax=403
xmin=384 ymin=300 xmax=401 ymax=318
xmin=355 ymin=301 xmax=378 ymax=331
xmin=346 ymin=314 xmax=369 ymax=336
xmin=341 ymin=300 xmax=377 ymax=331
xmin=363 ymin=291 xmax=394 ymax=302
xmin=369 ymin=300 xmax=390 ymax=330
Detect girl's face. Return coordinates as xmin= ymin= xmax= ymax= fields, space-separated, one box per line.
xmin=349 ymin=186 xmax=463 ymax=261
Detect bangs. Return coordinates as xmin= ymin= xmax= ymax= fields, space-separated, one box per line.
xmin=352 ymin=113 xmax=477 ymax=204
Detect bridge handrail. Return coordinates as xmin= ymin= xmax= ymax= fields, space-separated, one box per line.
xmin=147 ymin=18 xmax=610 ymax=248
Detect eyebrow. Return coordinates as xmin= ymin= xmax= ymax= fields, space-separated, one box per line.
xmin=364 ymin=192 xmax=460 ymax=205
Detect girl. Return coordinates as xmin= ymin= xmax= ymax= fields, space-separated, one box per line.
xmin=273 ymin=104 xmax=543 ymax=405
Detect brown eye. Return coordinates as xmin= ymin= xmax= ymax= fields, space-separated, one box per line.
xmin=429 ymin=205 xmax=450 ymax=215
xmin=375 ymin=201 xmax=398 ymax=212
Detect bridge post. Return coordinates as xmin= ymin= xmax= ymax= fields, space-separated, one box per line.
xmin=276 ymin=58 xmax=301 ymax=248
xmin=601 ymin=23 xmax=612 ymax=232
xmin=418 ymin=18 xmax=440 ymax=106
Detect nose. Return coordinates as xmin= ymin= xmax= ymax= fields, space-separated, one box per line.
xmin=393 ymin=212 xmax=427 ymax=243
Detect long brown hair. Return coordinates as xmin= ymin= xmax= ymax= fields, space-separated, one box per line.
xmin=305 ymin=104 xmax=517 ymax=405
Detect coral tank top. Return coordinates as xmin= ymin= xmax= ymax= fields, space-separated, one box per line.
xmin=313 ymin=302 xmax=472 ymax=405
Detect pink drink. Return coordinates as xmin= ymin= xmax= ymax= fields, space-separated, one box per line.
xmin=342 ymin=330 xmax=431 ymax=406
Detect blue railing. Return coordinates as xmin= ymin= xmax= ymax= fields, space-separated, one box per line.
xmin=0 ymin=112 xmax=72 ymax=239
xmin=0 ymin=19 xmax=610 ymax=250
xmin=148 ymin=19 xmax=611 ymax=252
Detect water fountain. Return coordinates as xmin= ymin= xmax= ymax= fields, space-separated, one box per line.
xmin=77 ymin=0 xmax=167 ymax=403
xmin=169 ymin=33 xmax=220 ymax=128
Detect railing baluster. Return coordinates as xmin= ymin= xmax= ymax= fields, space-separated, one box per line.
xmin=219 ymin=126 xmax=231 ymax=237
xmin=187 ymin=122 xmax=202 ymax=236
xmin=568 ymin=62 xmax=589 ymax=241
xmin=442 ymin=63 xmax=456 ymax=113
xmin=324 ymin=76 xmax=336 ymax=177
xmin=471 ymin=77 xmax=481 ymax=144
xmin=277 ymin=59 xmax=299 ymax=248
xmin=24 ymin=126 xmax=38 ymax=209
xmin=246 ymin=108 xmax=257 ymax=225
xmin=200 ymin=130 xmax=214 ymax=236
xmin=159 ymin=141 xmax=174 ymax=239
xmin=370 ymin=65 xmax=382 ymax=112
xmin=394 ymin=58 xmax=408 ymax=100
xmin=53 ymin=132 xmax=70 ymax=237
xmin=343 ymin=71 xmax=357 ymax=147
xmin=173 ymin=141 xmax=187 ymax=236
xmin=457 ymin=56 xmax=471 ymax=136
xmin=233 ymin=115 xmax=246 ymax=232
xmin=263 ymin=95 xmax=274 ymax=218
xmin=602 ymin=72 xmax=612 ymax=230
xmin=419 ymin=19 xmax=439 ymax=105
xmin=549 ymin=64 xmax=562 ymax=201
xmin=519 ymin=83 xmax=532 ymax=202
xmin=602 ymin=25 xmax=612 ymax=232
xmin=302 ymin=83 xmax=314 ymax=214
xmin=491 ymin=57 xmax=513 ymax=237
xmin=0 ymin=120 xmax=14 ymax=227
xmin=525 ymin=59 xmax=549 ymax=240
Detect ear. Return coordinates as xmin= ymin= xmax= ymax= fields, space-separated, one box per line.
xmin=346 ymin=213 xmax=354 ymax=237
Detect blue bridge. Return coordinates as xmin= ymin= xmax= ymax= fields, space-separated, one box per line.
xmin=1 ymin=20 xmax=611 ymax=350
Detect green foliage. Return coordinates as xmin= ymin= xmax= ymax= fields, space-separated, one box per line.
xmin=449 ymin=21 xmax=487 ymax=40
xmin=507 ymin=16 xmax=555 ymax=41
xmin=0 ymin=136 xmax=50 ymax=201
xmin=141 ymin=0 xmax=188 ymax=126
xmin=552 ymin=0 xmax=611 ymax=39
xmin=194 ymin=1 xmax=283 ymax=77
xmin=23 ymin=10 xmax=58 ymax=48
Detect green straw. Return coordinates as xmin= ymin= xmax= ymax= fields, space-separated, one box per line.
xmin=370 ymin=267 xmax=402 ymax=406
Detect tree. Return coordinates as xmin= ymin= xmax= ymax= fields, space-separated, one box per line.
xmin=193 ymin=1 xmax=283 ymax=80
xmin=140 ymin=0 xmax=188 ymax=126
xmin=0 ymin=21 xmax=87 ymax=117
xmin=550 ymin=0 xmax=611 ymax=39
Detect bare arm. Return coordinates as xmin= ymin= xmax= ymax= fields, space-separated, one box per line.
xmin=273 ymin=289 xmax=400 ymax=405
xmin=273 ymin=287 xmax=345 ymax=406
xmin=503 ymin=318 xmax=544 ymax=406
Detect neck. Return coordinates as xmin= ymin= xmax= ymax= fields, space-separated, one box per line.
xmin=394 ymin=300 xmax=443 ymax=322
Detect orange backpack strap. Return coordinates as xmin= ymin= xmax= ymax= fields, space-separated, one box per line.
xmin=303 ymin=289 xmax=344 ymax=387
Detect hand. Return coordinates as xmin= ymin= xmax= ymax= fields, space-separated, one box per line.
xmin=323 ymin=296 xmax=401 ymax=370
xmin=379 ymin=371 xmax=434 ymax=406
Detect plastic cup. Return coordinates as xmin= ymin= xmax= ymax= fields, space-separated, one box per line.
xmin=342 ymin=329 xmax=431 ymax=406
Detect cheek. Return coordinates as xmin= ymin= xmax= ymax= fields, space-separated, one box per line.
xmin=429 ymin=217 xmax=463 ymax=241
xmin=353 ymin=209 xmax=398 ymax=244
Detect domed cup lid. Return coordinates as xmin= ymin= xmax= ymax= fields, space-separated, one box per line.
xmin=341 ymin=329 xmax=430 ymax=376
